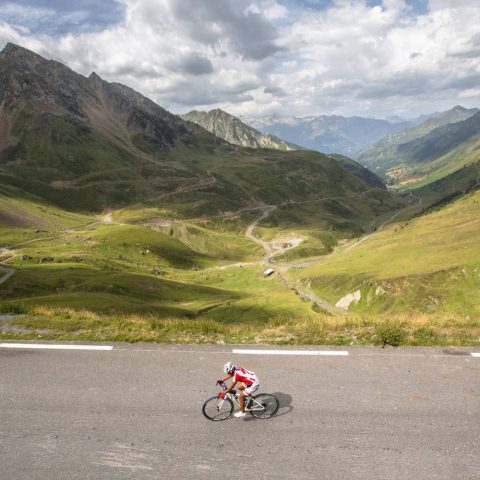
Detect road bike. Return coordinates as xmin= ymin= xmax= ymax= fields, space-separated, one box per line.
xmin=202 ymin=383 xmax=279 ymax=421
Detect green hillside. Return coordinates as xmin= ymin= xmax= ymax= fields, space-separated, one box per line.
xmin=357 ymin=106 xmax=479 ymax=182
xmin=291 ymin=189 xmax=480 ymax=321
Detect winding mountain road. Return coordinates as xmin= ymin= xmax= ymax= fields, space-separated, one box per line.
xmin=243 ymin=191 xmax=423 ymax=315
xmin=0 ymin=265 xmax=14 ymax=286
xmin=0 ymin=248 xmax=15 ymax=286
xmin=244 ymin=205 xmax=276 ymax=259
xmin=245 ymin=204 xmax=345 ymax=315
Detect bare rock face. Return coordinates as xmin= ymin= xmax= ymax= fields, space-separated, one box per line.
xmin=182 ymin=108 xmax=297 ymax=151
xmin=335 ymin=289 xmax=362 ymax=310
xmin=0 ymin=43 xmax=94 ymax=117
xmin=0 ymin=43 xmax=189 ymax=148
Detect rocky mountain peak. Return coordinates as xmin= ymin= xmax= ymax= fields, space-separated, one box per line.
xmin=0 ymin=42 xmax=97 ymax=118
xmin=88 ymin=71 xmax=104 ymax=84
xmin=211 ymin=108 xmax=228 ymax=115
xmin=181 ymin=108 xmax=297 ymax=151
xmin=450 ymin=105 xmax=468 ymax=113
xmin=1 ymin=42 xmax=40 ymax=59
xmin=0 ymin=42 xmax=69 ymax=73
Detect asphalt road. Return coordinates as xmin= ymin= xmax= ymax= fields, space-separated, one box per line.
xmin=1 ymin=344 xmax=479 ymax=479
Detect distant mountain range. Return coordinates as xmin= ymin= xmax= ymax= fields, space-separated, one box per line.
xmin=241 ymin=113 xmax=415 ymax=156
xmin=356 ymin=105 xmax=480 ymax=186
xmin=181 ymin=109 xmax=298 ymax=151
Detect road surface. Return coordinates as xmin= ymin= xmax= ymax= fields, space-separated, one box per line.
xmin=245 ymin=205 xmax=276 ymax=259
xmin=1 ymin=343 xmax=479 ymax=479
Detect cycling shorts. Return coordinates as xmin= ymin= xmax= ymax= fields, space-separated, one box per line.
xmin=244 ymin=382 xmax=260 ymax=396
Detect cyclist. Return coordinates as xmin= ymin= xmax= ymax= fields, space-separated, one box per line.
xmin=217 ymin=361 xmax=259 ymax=418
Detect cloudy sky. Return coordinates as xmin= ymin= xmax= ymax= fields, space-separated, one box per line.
xmin=1 ymin=0 xmax=480 ymax=119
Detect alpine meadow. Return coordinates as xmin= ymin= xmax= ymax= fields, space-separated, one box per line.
xmin=0 ymin=38 xmax=479 ymax=347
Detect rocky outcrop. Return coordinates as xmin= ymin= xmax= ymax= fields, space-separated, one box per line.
xmin=335 ymin=289 xmax=361 ymax=310
xmin=182 ymin=109 xmax=297 ymax=151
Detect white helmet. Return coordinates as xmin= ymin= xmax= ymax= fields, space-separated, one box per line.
xmin=223 ymin=361 xmax=236 ymax=374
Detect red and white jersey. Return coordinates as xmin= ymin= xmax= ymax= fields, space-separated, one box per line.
xmin=233 ymin=367 xmax=258 ymax=386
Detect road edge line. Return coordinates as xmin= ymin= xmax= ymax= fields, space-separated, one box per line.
xmin=0 ymin=343 xmax=113 ymax=351
xmin=232 ymin=349 xmax=348 ymax=356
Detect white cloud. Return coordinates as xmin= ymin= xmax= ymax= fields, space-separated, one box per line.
xmin=257 ymin=0 xmax=480 ymax=117
xmin=261 ymin=0 xmax=289 ymax=20
xmin=0 ymin=0 xmax=479 ymax=118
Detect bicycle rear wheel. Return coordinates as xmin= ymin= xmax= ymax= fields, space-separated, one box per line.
xmin=249 ymin=393 xmax=279 ymax=419
xmin=202 ymin=396 xmax=234 ymax=421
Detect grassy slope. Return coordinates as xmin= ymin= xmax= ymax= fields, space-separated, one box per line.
xmin=400 ymin=140 xmax=480 ymax=191
xmin=0 ymin=186 xmax=95 ymax=246
xmin=1 ymin=190 xmax=479 ymax=345
xmin=291 ymin=189 xmax=480 ymax=318
xmin=1 ymin=221 xmax=239 ymax=315
xmin=356 ymin=107 xmax=479 ymax=176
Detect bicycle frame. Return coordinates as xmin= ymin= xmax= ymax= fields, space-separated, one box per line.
xmin=219 ymin=390 xmax=265 ymax=412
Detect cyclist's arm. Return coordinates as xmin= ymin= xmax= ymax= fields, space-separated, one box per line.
xmin=218 ymin=372 xmax=234 ymax=384
xmin=224 ymin=380 xmax=238 ymax=395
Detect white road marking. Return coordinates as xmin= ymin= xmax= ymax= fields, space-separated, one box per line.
xmin=0 ymin=343 xmax=113 ymax=351
xmin=472 ymin=353 xmax=480 ymax=357
xmin=232 ymin=348 xmax=348 ymax=356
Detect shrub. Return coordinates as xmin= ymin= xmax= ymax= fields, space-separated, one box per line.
xmin=0 ymin=304 xmax=28 ymax=315
xmin=375 ymin=319 xmax=405 ymax=347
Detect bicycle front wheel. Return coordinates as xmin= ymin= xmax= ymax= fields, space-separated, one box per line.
xmin=249 ymin=393 xmax=279 ymax=419
xmin=202 ymin=396 xmax=234 ymax=421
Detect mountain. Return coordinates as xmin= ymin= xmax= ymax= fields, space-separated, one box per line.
xmin=327 ymin=154 xmax=385 ymax=190
xmin=241 ymin=113 xmax=413 ymax=156
xmin=356 ymin=105 xmax=480 ymax=181
xmin=0 ymin=43 xmax=199 ymax=211
xmin=0 ymin=43 xmax=401 ymax=230
xmin=181 ymin=109 xmax=297 ymax=150
xmin=0 ymin=43 xmax=412 ymax=324
xmin=1 ymin=44 xmax=477 ymax=337
xmin=407 ymin=112 xmax=438 ymax=126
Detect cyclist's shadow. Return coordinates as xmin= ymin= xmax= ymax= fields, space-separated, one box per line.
xmin=244 ymin=391 xmax=293 ymax=421
xmin=271 ymin=392 xmax=293 ymax=417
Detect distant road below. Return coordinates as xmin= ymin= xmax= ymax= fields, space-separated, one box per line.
xmin=1 ymin=344 xmax=479 ymax=479
xmin=0 ymin=265 xmax=14 ymax=285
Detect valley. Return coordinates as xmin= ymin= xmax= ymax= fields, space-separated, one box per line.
xmin=0 ymin=43 xmax=479 ymax=347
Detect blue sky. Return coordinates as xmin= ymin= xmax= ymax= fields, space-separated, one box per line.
xmin=0 ymin=0 xmax=125 ymax=35
xmin=1 ymin=0 xmax=479 ymax=119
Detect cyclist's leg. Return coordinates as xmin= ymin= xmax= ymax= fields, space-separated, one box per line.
xmin=238 ymin=383 xmax=246 ymax=412
xmin=243 ymin=383 xmax=260 ymax=410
